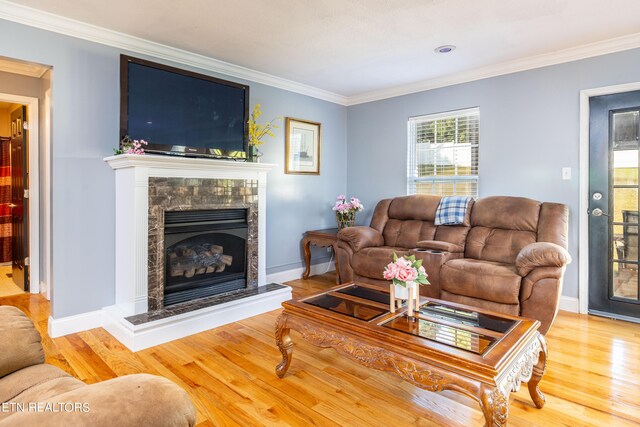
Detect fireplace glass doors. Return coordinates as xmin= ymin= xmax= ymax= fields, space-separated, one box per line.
xmin=163 ymin=209 xmax=247 ymax=306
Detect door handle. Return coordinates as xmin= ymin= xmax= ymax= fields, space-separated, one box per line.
xmin=591 ymin=208 xmax=610 ymax=217
xmin=8 ymin=203 xmax=16 ymax=208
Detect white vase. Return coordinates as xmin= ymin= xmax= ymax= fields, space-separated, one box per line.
xmin=394 ymin=283 xmax=409 ymax=299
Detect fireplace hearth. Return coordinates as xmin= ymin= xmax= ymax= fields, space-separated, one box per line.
xmin=164 ymin=209 xmax=248 ymax=306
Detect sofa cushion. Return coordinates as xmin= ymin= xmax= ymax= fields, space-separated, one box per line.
xmin=0 ymin=306 xmax=45 ymax=378
xmin=470 ymin=196 xmax=541 ymax=231
xmin=0 ymin=374 xmax=197 ymax=427
xmin=440 ymin=290 xmax=520 ymax=316
xmin=387 ymin=195 xmax=440 ymax=221
xmin=440 ymin=258 xmax=522 ymax=304
xmin=383 ymin=219 xmax=437 ymax=248
xmin=465 ymin=227 xmax=537 ymax=264
xmin=352 ymin=246 xmax=411 ymax=280
xmin=0 ymin=364 xmax=76 ymax=404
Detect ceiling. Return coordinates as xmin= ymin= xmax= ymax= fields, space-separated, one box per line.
xmin=6 ymin=0 xmax=640 ymax=100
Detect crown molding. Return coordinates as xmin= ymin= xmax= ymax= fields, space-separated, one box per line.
xmin=0 ymin=0 xmax=348 ymax=105
xmin=346 ymin=32 xmax=640 ymax=106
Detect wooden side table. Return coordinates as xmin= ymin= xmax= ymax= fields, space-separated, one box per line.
xmin=302 ymin=228 xmax=341 ymax=284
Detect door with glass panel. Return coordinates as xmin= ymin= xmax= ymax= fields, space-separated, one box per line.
xmin=589 ymin=91 xmax=640 ymax=320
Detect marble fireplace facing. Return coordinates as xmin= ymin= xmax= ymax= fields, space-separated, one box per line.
xmin=103 ymin=154 xmax=291 ymax=351
xmin=146 ymin=177 xmax=259 ymax=311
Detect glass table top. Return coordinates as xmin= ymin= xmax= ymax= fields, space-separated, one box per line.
xmin=418 ymin=302 xmax=515 ymax=334
xmin=301 ymin=284 xmax=518 ymax=355
xmin=382 ymin=313 xmax=495 ymax=354
xmin=304 ymin=293 xmax=388 ymax=321
xmin=336 ymin=285 xmax=389 ymax=304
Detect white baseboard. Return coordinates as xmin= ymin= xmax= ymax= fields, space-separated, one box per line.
xmin=559 ymin=296 xmax=579 ymax=313
xmin=267 ymin=261 xmax=335 ymax=284
xmin=102 ymin=285 xmax=291 ymax=351
xmin=48 ymin=286 xmax=292 ymax=350
xmin=48 ymin=310 xmax=104 ymax=338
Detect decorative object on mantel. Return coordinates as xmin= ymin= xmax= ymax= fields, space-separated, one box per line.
xmin=114 ymin=135 xmax=148 ymax=155
xmin=332 ymin=195 xmax=363 ymax=229
xmin=285 ymin=117 xmax=321 ymax=174
xmin=384 ymin=253 xmax=430 ymax=317
xmin=247 ymin=104 xmax=281 ymax=163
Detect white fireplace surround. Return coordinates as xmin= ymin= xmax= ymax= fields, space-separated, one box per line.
xmin=105 ymin=154 xmax=276 ymax=316
xmin=87 ymin=154 xmax=292 ymax=351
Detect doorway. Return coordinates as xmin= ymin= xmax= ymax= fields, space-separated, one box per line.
xmin=0 ymin=58 xmax=52 ymax=302
xmin=588 ymin=90 xmax=640 ymax=321
xmin=0 ymin=93 xmax=41 ymax=297
xmin=0 ymin=102 xmax=28 ymax=296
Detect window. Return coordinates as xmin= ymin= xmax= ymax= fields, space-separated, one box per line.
xmin=407 ymin=107 xmax=479 ymax=197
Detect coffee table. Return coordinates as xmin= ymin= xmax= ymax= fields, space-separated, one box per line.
xmin=275 ymin=282 xmax=547 ymax=426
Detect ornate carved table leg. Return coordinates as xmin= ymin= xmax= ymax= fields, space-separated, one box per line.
xmin=480 ymin=385 xmax=509 ymax=427
xmin=275 ymin=313 xmax=293 ymax=378
xmin=302 ymin=237 xmax=311 ymax=280
xmin=527 ymin=334 xmax=548 ymax=408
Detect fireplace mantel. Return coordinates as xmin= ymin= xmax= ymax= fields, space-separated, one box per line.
xmin=104 ymin=154 xmax=275 ymax=317
xmin=104 ymin=153 xmax=276 ymax=174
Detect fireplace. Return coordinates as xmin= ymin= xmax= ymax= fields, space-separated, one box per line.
xmin=164 ymin=209 xmax=248 ymax=306
xmin=146 ymin=176 xmax=260 ymax=313
xmin=104 ymin=155 xmax=292 ymax=352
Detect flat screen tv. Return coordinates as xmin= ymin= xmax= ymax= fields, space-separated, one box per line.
xmin=120 ymin=55 xmax=249 ymax=159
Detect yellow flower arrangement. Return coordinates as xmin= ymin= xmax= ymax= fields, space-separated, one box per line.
xmin=247 ymin=104 xmax=281 ymax=147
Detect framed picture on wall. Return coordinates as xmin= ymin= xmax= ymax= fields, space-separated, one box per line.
xmin=285 ymin=117 xmax=321 ymax=175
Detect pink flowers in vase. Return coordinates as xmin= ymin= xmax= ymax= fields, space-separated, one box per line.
xmin=332 ymin=195 xmax=364 ymax=229
xmin=114 ymin=136 xmax=149 ymax=155
xmin=383 ymin=253 xmax=430 ymax=288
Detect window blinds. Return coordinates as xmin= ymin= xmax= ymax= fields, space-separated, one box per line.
xmin=407 ymin=107 xmax=479 ymax=197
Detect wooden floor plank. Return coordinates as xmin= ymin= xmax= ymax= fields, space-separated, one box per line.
xmin=1 ymin=272 xmax=639 ymax=426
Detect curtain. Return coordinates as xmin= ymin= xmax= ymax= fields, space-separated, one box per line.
xmin=0 ymin=137 xmax=11 ymax=263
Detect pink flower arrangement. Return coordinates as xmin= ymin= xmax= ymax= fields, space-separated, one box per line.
xmin=114 ymin=136 xmax=149 ymax=155
xmin=383 ymin=253 xmax=430 ymax=288
xmin=332 ymin=195 xmax=364 ymax=214
xmin=125 ymin=139 xmax=148 ymax=155
xmin=333 ymin=195 xmax=364 ymax=229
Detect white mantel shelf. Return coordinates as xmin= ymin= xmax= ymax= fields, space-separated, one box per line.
xmin=104 ymin=153 xmax=276 ymax=173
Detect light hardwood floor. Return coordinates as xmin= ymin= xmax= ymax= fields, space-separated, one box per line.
xmin=0 ymin=265 xmax=23 ymax=297
xmin=1 ymin=273 xmax=639 ymax=426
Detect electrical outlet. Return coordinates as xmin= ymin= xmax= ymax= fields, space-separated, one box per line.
xmin=326 ymin=247 xmax=332 ymax=253
xmin=562 ymin=167 xmax=571 ymax=180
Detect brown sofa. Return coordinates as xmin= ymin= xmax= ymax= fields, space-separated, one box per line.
xmin=0 ymin=306 xmax=196 ymax=426
xmin=336 ymin=195 xmax=571 ymax=334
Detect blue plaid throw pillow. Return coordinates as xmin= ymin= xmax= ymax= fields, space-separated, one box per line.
xmin=434 ymin=196 xmax=473 ymax=225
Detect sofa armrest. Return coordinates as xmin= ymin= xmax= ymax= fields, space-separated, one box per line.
xmin=416 ymin=240 xmax=464 ymax=253
xmin=0 ymin=374 xmax=197 ymax=427
xmin=0 ymin=306 xmax=44 ymax=378
xmin=515 ymin=242 xmax=572 ymax=277
xmin=337 ymin=226 xmax=384 ymax=252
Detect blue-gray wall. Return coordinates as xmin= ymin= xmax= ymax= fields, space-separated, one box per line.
xmin=0 ymin=19 xmax=346 ymax=317
xmin=4 ymin=15 xmax=640 ymax=312
xmin=347 ymin=47 xmax=640 ymax=299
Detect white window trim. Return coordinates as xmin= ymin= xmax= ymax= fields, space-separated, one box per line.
xmin=407 ymin=107 xmax=479 ymax=197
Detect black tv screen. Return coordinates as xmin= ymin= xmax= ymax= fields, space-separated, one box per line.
xmin=120 ymin=55 xmax=249 ymax=159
